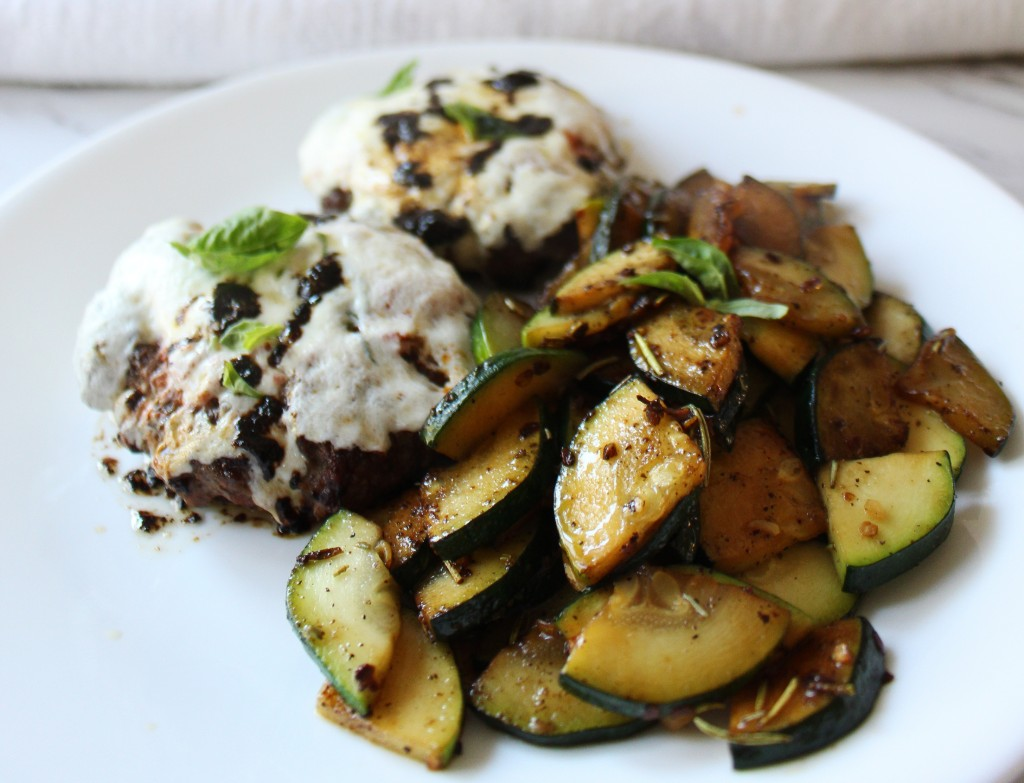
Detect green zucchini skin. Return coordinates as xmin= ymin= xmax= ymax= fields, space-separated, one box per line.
xmin=558 ymin=566 xmax=790 ymax=719
xmin=818 ymin=451 xmax=956 ymax=593
xmin=795 ymin=340 xmax=909 ymax=467
xmin=420 ymin=347 xmax=587 ymax=460
xmin=554 ymin=376 xmax=707 ymax=589
xmin=729 ymin=617 xmax=888 ymax=770
xmin=425 ymin=402 xmax=555 ymax=560
xmin=285 ymin=510 xmax=401 ymax=717
xmin=470 ymin=621 xmax=648 ymax=746
xmin=316 ymin=609 xmax=464 ymax=770
xmin=627 ymin=304 xmax=748 ymax=442
xmin=415 ymin=513 xmax=560 ymax=639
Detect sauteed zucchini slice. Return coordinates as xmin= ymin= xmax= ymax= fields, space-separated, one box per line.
xmin=737 ymin=541 xmax=857 ymax=627
xmin=555 ymin=376 xmax=707 ymax=589
xmin=470 ymin=620 xmax=646 ymax=745
xmin=286 ymin=510 xmax=401 ymax=716
xmin=727 ymin=617 xmax=888 ymax=769
xmin=897 ymin=328 xmax=1015 ymax=457
xmin=818 ymin=450 xmax=956 ymax=593
xmin=423 ymin=401 xmax=553 ymax=559
xmin=699 ymin=418 xmax=827 ymax=574
xmin=559 ymin=566 xmax=790 ymax=718
xmin=733 ymin=247 xmax=864 ymax=338
xmin=421 ymin=347 xmax=585 ymax=460
xmin=796 ymin=340 xmax=909 ymax=465
xmin=316 ymin=609 xmax=463 ymax=770
xmin=415 ymin=512 xmax=555 ymax=639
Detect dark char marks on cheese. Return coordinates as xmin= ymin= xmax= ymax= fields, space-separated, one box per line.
xmin=487 ymin=70 xmax=540 ymax=101
xmin=393 ymin=208 xmax=470 ymax=248
xmin=234 ymin=396 xmax=285 ymax=481
xmin=211 ymin=282 xmax=261 ymax=334
xmin=378 ymin=111 xmax=425 ymax=149
xmin=269 ymin=255 xmax=344 ymax=368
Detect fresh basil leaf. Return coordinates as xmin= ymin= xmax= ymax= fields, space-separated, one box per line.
xmin=443 ymin=101 xmax=552 ymax=142
xmin=173 ymin=206 xmax=309 ymax=276
xmin=219 ymin=320 xmax=283 ymax=352
xmin=710 ymin=298 xmax=789 ymax=319
xmin=378 ymin=59 xmax=418 ymax=97
xmin=652 ymin=236 xmax=739 ymax=299
xmin=221 ymin=360 xmax=262 ymax=398
xmin=624 ymin=271 xmax=706 ymax=306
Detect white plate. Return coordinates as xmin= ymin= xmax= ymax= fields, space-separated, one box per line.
xmin=1 ymin=40 xmax=1021 ymax=783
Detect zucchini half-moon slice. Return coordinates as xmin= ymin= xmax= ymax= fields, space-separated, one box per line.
xmin=421 ymin=347 xmax=586 ymax=460
xmin=728 ymin=617 xmax=888 ymax=769
xmin=627 ymin=302 xmax=747 ymax=438
xmin=795 ymin=340 xmax=909 ymax=465
xmin=470 ymin=620 xmax=647 ymax=746
xmin=415 ymin=512 xmax=557 ymax=639
xmin=423 ymin=400 xmax=554 ymax=560
xmin=558 ymin=566 xmax=790 ymax=719
xmin=554 ymin=376 xmax=707 ymax=589
xmin=818 ymin=450 xmax=956 ymax=593
xmin=736 ymin=541 xmax=858 ymax=628
xmin=286 ymin=510 xmax=401 ymax=716
xmin=317 ymin=609 xmax=463 ymax=770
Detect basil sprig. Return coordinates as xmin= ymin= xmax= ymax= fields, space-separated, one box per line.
xmin=172 ymin=206 xmax=309 ymax=276
xmin=219 ymin=320 xmax=283 ymax=352
xmin=221 ymin=360 xmax=262 ymax=399
xmin=378 ymin=59 xmax=418 ymax=96
xmin=651 ymin=236 xmax=738 ymax=300
xmin=626 ymin=237 xmax=788 ymax=320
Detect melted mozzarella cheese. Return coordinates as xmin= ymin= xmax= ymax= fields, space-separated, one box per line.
xmin=75 ymin=215 xmax=478 ymax=520
xmin=299 ymin=68 xmax=623 ymax=269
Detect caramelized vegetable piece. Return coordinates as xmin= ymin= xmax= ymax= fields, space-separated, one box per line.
xmin=522 ymin=295 xmax=646 ymax=349
xmin=765 ymin=181 xmax=837 ymax=237
xmin=550 ymin=242 xmax=674 ymax=315
xmin=797 ymin=340 xmax=909 ymax=464
xmin=864 ymin=292 xmax=927 ymax=366
xmin=415 ymin=513 xmax=554 ymax=639
xmin=421 ymin=347 xmax=585 ymax=459
xmin=555 ymin=377 xmax=707 ymax=589
xmin=699 ymin=418 xmax=827 ymax=573
xmin=316 ymin=610 xmax=463 ymax=770
xmin=741 ymin=316 xmax=820 ymax=383
xmin=804 ymin=224 xmax=874 ymax=309
xmin=737 ymin=541 xmax=857 ymax=627
xmin=727 ymin=617 xmax=887 ymax=769
xmin=896 ymin=328 xmax=1015 ymax=456
xmin=731 ymin=175 xmax=803 ymax=257
xmin=470 ymin=620 xmax=645 ymax=745
xmin=732 ymin=247 xmax=865 ymax=338
xmin=560 ymin=566 xmax=790 ymax=717
xmin=367 ymin=486 xmax=433 ymax=589
xmin=422 ymin=402 xmax=551 ymax=559
xmin=628 ymin=303 xmax=745 ymax=413
xmin=688 ymin=179 xmax=736 ymax=251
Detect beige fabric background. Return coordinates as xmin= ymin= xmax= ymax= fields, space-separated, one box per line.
xmin=1 ymin=0 xmax=1022 ymax=85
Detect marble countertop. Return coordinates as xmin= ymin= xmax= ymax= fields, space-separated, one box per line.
xmin=2 ymin=58 xmax=1023 ymax=205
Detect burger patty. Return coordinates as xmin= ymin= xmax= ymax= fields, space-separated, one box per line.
xmin=75 ymin=214 xmax=478 ymax=533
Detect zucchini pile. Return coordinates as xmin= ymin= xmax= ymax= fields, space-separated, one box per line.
xmin=286 ymin=170 xmax=1015 ymax=771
